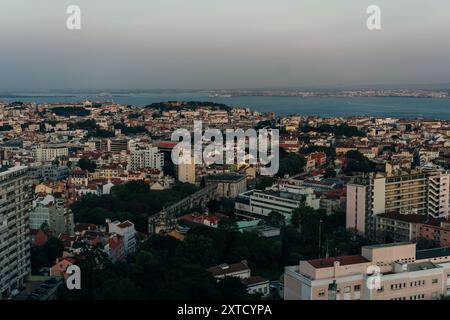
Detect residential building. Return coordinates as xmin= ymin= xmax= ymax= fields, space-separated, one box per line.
xmin=0 ymin=166 xmax=32 ymax=299
xmin=208 ymin=260 xmax=251 ymax=279
xmin=28 ymin=163 xmax=69 ymax=181
xmin=242 ymin=276 xmax=270 ymax=297
xmin=346 ymin=169 xmax=450 ymax=237
xmin=104 ymin=234 xmax=125 ymax=263
xmin=107 ymin=219 xmax=136 ymax=255
xmin=35 ymin=144 xmax=69 ymax=162
xmin=128 ymin=146 xmax=164 ymax=171
xmin=208 ymin=260 xmax=269 ymax=297
xmin=284 ymin=242 xmax=450 ymax=300
xmin=376 ymin=213 xmax=450 ymax=247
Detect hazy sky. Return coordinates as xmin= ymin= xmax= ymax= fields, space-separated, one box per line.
xmin=1 ymin=0 xmax=450 ymax=90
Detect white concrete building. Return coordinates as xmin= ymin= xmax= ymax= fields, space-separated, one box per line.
xmin=127 ymin=146 xmax=164 ymax=171
xmin=235 ymin=189 xmax=303 ymax=219
xmin=35 ymin=145 xmax=69 ymax=162
xmin=107 ymin=219 xmax=136 ymax=255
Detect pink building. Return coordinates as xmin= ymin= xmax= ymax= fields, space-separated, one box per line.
xmin=284 ymin=242 xmax=450 ymax=300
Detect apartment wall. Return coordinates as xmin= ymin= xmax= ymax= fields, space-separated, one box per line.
xmin=362 ymin=244 xmax=416 ymax=266
xmin=346 ymin=184 xmax=367 ymax=234
xmin=372 ymin=177 xmax=386 ymax=215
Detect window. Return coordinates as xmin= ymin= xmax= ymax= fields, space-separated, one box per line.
xmin=344 ymin=286 xmax=351 ymax=293
xmin=354 ymin=285 xmax=361 ymax=292
xmin=377 ymin=286 xmax=384 ymax=293
xmin=318 ymin=290 xmax=325 ymax=297
xmin=432 ymin=279 xmax=438 ymax=284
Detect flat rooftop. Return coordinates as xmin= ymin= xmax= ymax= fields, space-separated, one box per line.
xmin=362 ymin=242 xmax=413 ymax=250
xmin=307 ymin=255 xmax=369 ymax=269
xmin=407 ymin=261 xmax=438 ymax=272
xmin=416 ymin=247 xmax=450 ymax=260
xmin=0 ymin=165 xmax=28 ymax=177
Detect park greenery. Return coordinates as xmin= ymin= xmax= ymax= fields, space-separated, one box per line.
xmin=76 ymin=158 xmax=97 ymax=172
xmin=303 ymin=123 xmax=366 ymax=137
xmin=65 ymin=186 xmax=371 ymax=300
xmin=57 ymin=236 xmax=255 ymax=300
xmin=345 ymin=150 xmax=376 ymax=174
xmin=31 ymin=231 xmax=64 ymax=274
xmin=71 ymin=181 xmax=198 ymax=232
xmin=277 ymin=149 xmax=306 ymax=177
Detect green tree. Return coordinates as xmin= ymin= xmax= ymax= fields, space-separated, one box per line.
xmin=76 ymin=158 xmax=97 ymax=172
xmin=176 ymin=234 xmax=219 ymax=267
xmin=277 ymin=153 xmax=306 ymax=177
xmin=256 ymin=176 xmax=275 ymax=189
xmin=265 ymin=211 xmax=286 ymax=228
xmin=218 ymin=217 xmax=238 ymax=232
xmin=216 ymin=277 xmax=252 ymax=300
xmin=324 ymin=167 xmax=337 ymax=178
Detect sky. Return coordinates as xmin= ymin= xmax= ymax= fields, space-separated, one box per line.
xmin=1 ymin=0 xmax=450 ymax=90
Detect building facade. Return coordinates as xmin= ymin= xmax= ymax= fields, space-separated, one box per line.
xmin=107 ymin=219 xmax=136 ymax=255
xmin=177 ymin=159 xmax=196 ymax=184
xmin=0 ymin=166 xmax=32 ymax=299
xmin=128 ymin=146 xmax=164 ymax=171
xmin=206 ymin=173 xmax=247 ymax=199
xmin=284 ymin=242 xmax=450 ymax=300
xmin=35 ymin=145 xmax=69 ymax=162
xmin=347 ymin=169 xmax=450 ymax=237
xmin=235 ymin=189 xmax=302 ymax=219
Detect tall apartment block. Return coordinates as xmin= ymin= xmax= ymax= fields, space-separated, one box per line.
xmin=284 ymin=242 xmax=450 ymax=300
xmin=177 ymin=158 xmax=196 ymax=184
xmin=127 ymin=146 xmax=164 ymax=171
xmin=346 ymin=169 xmax=450 ymax=237
xmin=0 ymin=166 xmax=32 ymax=299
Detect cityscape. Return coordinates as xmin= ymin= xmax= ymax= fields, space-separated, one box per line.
xmin=1 ymin=99 xmax=450 ymax=302
xmin=1 ymin=1 xmax=450 ymax=315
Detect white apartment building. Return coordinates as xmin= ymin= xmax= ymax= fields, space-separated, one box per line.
xmin=0 ymin=166 xmax=32 ymax=299
xmin=275 ymin=184 xmax=321 ymax=210
xmin=346 ymin=169 xmax=450 ymax=237
xmin=35 ymin=144 xmax=69 ymax=162
xmin=235 ymin=189 xmax=303 ymax=219
xmin=284 ymin=242 xmax=450 ymax=300
xmin=107 ymin=219 xmax=136 ymax=255
xmin=127 ymin=146 xmax=164 ymax=171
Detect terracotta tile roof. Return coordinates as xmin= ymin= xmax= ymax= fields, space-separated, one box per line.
xmin=242 ymin=276 xmax=269 ymax=286
xmin=118 ymin=220 xmax=133 ymax=228
xmin=207 ymin=261 xmax=249 ymax=276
